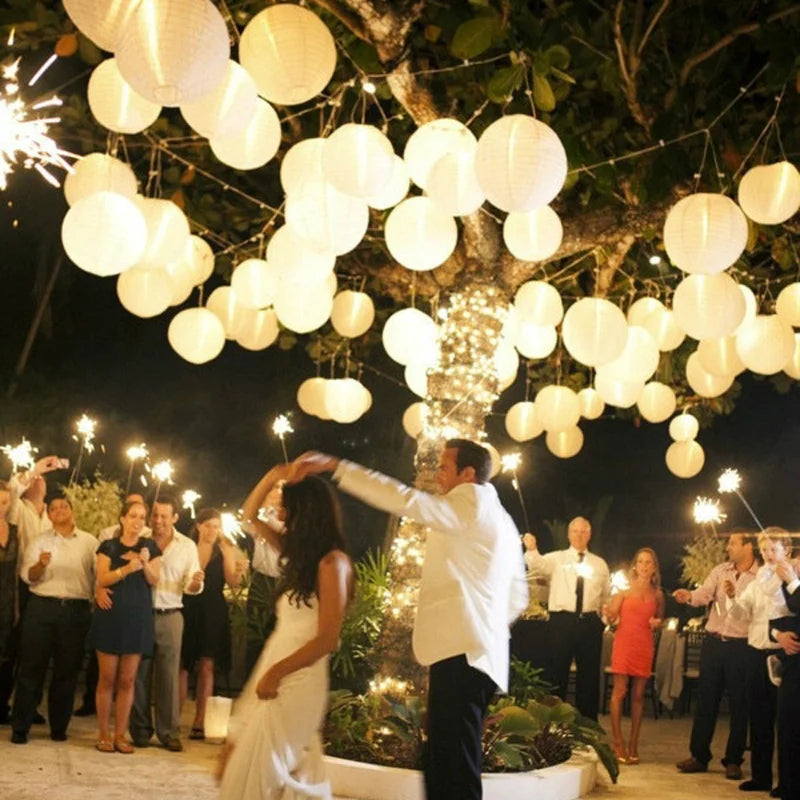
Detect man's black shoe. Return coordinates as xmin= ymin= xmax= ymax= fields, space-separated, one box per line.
xmin=50 ymin=731 xmax=67 ymax=741
xmin=739 ymin=780 xmax=771 ymax=792
xmin=11 ymin=730 xmax=27 ymax=744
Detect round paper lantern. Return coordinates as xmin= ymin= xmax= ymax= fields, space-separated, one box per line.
xmin=578 ymin=387 xmax=605 ymax=420
xmin=64 ymin=152 xmax=137 ymax=206
xmin=297 ymin=377 xmax=329 ymax=418
xmin=365 ymin=155 xmax=410 ymax=211
xmin=627 ymin=297 xmax=664 ymax=327
xmin=733 ymin=284 xmax=758 ymax=336
xmin=325 ymin=378 xmax=369 ymax=423
xmin=181 ymin=60 xmax=258 ymax=139
xmin=485 ymin=443 xmax=502 ymax=479
xmin=474 ymin=115 xmax=567 ymax=212
xmin=185 ymin=236 xmax=215 ymax=285
xmin=672 ymin=273 xmax=746 ymax=340
xmin=562 ymin=298 xmax=627 ymax=367
xmin=735 ymin=314 xmax=795 ymax=375
xmin=382 ymin=308 xmax=439 ymax=366
xmin=230 ymin=259 xmax=278 ymax=310
xmin=61 ymin=191 xmax=146 ymax=276
xmin=426 ymin=151 xmax=485 ymax=217
xmin=686 ymin=351 xmax=735 ymax=398
xmin=161 ymin=256 xmax=196 ymax=306
xmin=601 ymin=326 xmax=660 ymax=384
xmin=235 ymin=307 xmax=279 ymax=351
xmin=63 ymin=0 xmax=139 ymax=52
xmin=535 ymin=385 xmax=580 ymax=432
xmin=266 ymin=225 xmax=334 ymax=286
xmin=514 ymin=322 xmax=557 ymax=359
xmin=402 ymin=402 xmax=427 ymax=438
xmin=776 ymin=282 xmax=800 ymax=328
xmin=594 ymin=371 xmax=644 ymax=409
xmin=784 ymin=334 xmax=800 ymax=380
xmin=501 ymin=304 xmax=521 ymax=343
xmin=168 ymin=307 xmax=225 ymax=364
xmin=405 ymin=360 xmax=430 ymax=398
xmin=637 ymin=382 xmax=677 ymax=423
xmin=514 ymin=280 xmax=563 ymax=326
xmin=135 ymin=196 xmax=190 ymax=267
xmin=665 ymin=440 xmax=705 ymax=479
xmin=384 ymin=197 xmax=458 ymax=272
xmin=280 ymin=138 xmax=325 ymax=195
xmin=331 ymin=291 xmax=375 ymax=338
xmin=210 ymin=98 xmax=281 ymax=170
xmin=737 ymin=162 xmax=800 ymax=225
xmin=505 ymin=401 xmax=542 ymax=442
xmin=546 ymin=426 xmax=584 ymax=459
xmin=697 ymin=336 xmax=745 ymax=377
xmin=641 ymin=307 xmax=685 ymax=352
xmin=322 ymin=123 xmax=395 ymax=199
xmin=669 ymin=413 xmax=699 ymax=442
xmin=403 ymin=118 xmax=477 ymax=189
xmin=273 ymin=283 xmax=333 ymax=334
xmin=239 ymin=4 xmax=336 ymax=106
xmin=503 ymin=207 xmax=563 ymax=262
xmin=494 ymin=341 xmax=519 ymax=391
xmin=206 ymin=285 xmax=245 ymax=339
xmin=87 ymin=58 xmax=162 ymax=134
xmin=116 ymin=0 xmax=230 ymax=106
xmin=663 ymin=193 xmax=748 ymax=274
xmin=117 ymin=267 xmax=173 ymax=318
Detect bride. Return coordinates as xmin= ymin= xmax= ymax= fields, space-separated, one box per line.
xmin=219 ymin=464 xmax=352 ymax=800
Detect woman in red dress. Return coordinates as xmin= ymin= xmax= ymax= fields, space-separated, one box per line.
xmin=604 ymin=547 xmax=664 ymax=765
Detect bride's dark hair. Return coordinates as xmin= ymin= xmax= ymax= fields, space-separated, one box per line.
xmin=279 ymin=475 xmax=347 ymax=606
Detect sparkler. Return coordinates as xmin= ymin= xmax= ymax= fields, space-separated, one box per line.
xmin=610 ymin=569 xmax=630 ymax=595
xmin=125 ymin=443 xmax=148 ymax=495
xmin=69 ymin=413 xmax=97 ymax=486
xmin=717 ymin=468 xmax=763 ymax=530
xmin=182 ymin=489 xmax=201 ymax=519
xmin=501 ymin=451 xmax=530 ymax=532
xmin=271 ymin=414 xmax=294 ymax=463
xmin=1 ymin=437 xmax=38 ymax=477
xmin=692 ymin=496 xmax=726 ymax=535
xmin=150 ymin=459 xmax=174 ymax=503
xmin=220 ymin=511 xmax=244 ymax=544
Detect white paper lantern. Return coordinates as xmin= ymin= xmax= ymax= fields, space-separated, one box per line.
xmin=210 ymin=98 xmax=281 ymax=171
xmin=474 ymin=115 xmax=567 ymax=212
xmin=535 ymin=385 xmax=580 ymax=432
xmin=117 ymin=267 xmax=173 ymax=318
xmin=733 ymin=284 xmax=758 ymax=336
xmin=235 ymin=307 xmax=279 ymax=351
xmin=578 ymin=387 xmax=605 ymax=420
xmin=185 ymin=236 xmax=215 ymax=285
xmin=594 ymin=370 xmax=644 ymax=409
xmin=64 ymin=152 xmax=138 ymax=206
xmin=61 ymin=191 xmax=146 ymax=276
xmin=274 ymin=283 xmax=333 ymax=334
xmin=63 ymin=0 xmax=139 ymax=52
xmin=204 ymin=696 xmax=232 ymax=741
xmin=181 ymin=61 xmax=258 ymax=139
xmin=737 ymin=162 xmax=800 ymax=225
xmin=504 ymin=401 xmax=542 ymax=442
xmin=135 ymin=196 xmax=190 ymax=267
xmin=322 ymin=123 xmax=395 ymax=199
xmin=168 ymin=307 xmax=225 ymax=364
xmin=402 ymin=403 xmax=427 ymax=438
xmin=672 ymin=273 xmax=746 ymax=341
xmin=382 ymin=308 xmax=439 ymax=366
xmin=562 ymin=298 xmax=627 ymax=367
xmin=161 ymin=256 xmax=196 ymax=306
xmin=87 ymin=58 xmax=162 ymax=134
xmin=297 ymin=377 xmax=329 ymax=418
xmin=494 ymin=341 xmax=519 ymax=391
xmin=514 ymin=321 xmax=557 ymax=359
xmin=669 ymin=413 xmax=699 ymax=442
xmin=601 ymin=326 xmax=660 ymax=384
xmin=426 ymin=151 xmax=485 ymax=217
xmin=384 ymin=197 xmax=458 ymax=272
xmin=776 ymin=282 xmax=800 ymax=328
xmin=514 ymin=280 xmax=563 ymax=326
xmin=403 ymin=118 xmax=477 ymax=189
xmin=404 ymin=360 xmax=430 ymax=398
xmin=325 ymin=378 xmax=369 ymax=423
xmin=365 ymin=155 xmax=410 ymax=211
xmin=331 ymin=291 xmax=375 ymax=338
xmin=665 ymin=440 xmax=705 ymax=479
xmin=640 ymin=307 xmax=685 ymax=352
xmin=686 ymin=352 xmax=735 ymax=398
xmin=206 ymin=286 xmax=245 ymax=339
xmin=735 ymin=314 xmax=795 ymax=375
xmin=503 ymin=207 xmax=563 ymax=262
xmin=784 ymin=334 xmax=800 ymax=379
xmin=546 ymin=426 xmax=584 ymax=459
xmin=280 ymin=138 xmax=325 ymax=195
xmin=697 ymin=336 xmax=745 ymax=377
xmin=266 ymin=225 xmax=334 ymax=287
xmin=239 ymin=4 xmax=336 ymax=106
xmin=501 ymin=305 xmax=521 ymax=343
xmin=627 ymin=297 xmax=664 ymax=327
xmin=637 ymin=382 xmax=677 ymax=423
xmin=116 ymin=0 xmax=230 ymax=106
xmin=663 ymin=193 xmax=748 ymax=274
xmin=230 ymin=259 xmax=278 ymax=310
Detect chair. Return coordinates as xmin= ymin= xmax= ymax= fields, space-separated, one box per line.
xmin=678 ymin=629 xmax=706 ymax=715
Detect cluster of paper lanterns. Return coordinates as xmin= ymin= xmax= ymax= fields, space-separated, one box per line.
xmin=296 ymin=377 xmax=372 ymax=424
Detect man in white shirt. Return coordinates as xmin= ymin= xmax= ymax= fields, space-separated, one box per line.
xmin=130 ymin=495 xmax=203 ymax=752
xmin=295 ymin=439 xmax=529 ymax=800
xmin=523 ymin=517 xmax=610 ymax=720
xmin=11 ymin=495 xmax=96 ymax=744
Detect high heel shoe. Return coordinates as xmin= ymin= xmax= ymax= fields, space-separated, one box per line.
xmin=627 ymin=754 xmax=640 ymax=765
xmin=613 ymin=745 xmax=630 ymax=765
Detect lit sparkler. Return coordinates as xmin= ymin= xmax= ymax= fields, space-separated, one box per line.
xmin=717 ymin=468 xmax=763 ymax=530
xmin=501 ymin=450 xmax=530 ymax=532
xmin=69 ymin=413 xmax=97 ymax=486
xmin=692 ymin=496 xmax=726 ymax=535
xmin=182 ymin=489 xmax=201 ymax=519
xmin=220 ymin=511 xmax=244 ymax=544
xmin=150 ymin=459 xmax=174 ymax=503
xmin=610 ymin=569 xmax=630 ymax=595
xmin=125 ymin=443 xmax=149 ymax=494
xmin=271 ymin=414 xmax=294 ymax=463
xmin=1 ymin=437 xmax=38 ymax=476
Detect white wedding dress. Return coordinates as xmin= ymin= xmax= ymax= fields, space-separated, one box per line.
xmin=219 ymin=592 xmax=331 ymax=800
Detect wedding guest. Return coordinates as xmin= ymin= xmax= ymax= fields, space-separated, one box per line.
xmin=0 ymin=481 xmax=18 ymax=724
xmin=604 ymin=547 xmax=664 ymax=764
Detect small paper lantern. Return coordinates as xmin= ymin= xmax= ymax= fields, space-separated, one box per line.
xmin=505 ymin=402 xmax=543 ymax=442
xmin=331 ymin=291 xmax=375 ymax=338
xmin=669 ymin=413 xmax=699 ymax=442
xmin=206 ymin=286 xmax=245 ymax=339
xmin=503 ymin=207 xmax=563 ymax=262
xmin=64 ymin=152 xmax=138 ymax=206
xmin=735 ymin=314 xmax=795 ymax=375
xmin=485 ymin=443 xmax=502 ymax=479
xmin=577 ymin=388 xmax=605 ymax=420
xmin=322 ymin=123 xmax=395 ymax=199
xmin=697 ymin=336 xmax=745 ymax=377
xmin=594 ymin=370 xmax=644 ymax=409
xmin=404 ymin=360 xmax=430 ymax=398
xmin=266 ymin=225 xmax=334 ymax=287
xmin=494 ymin=341 xmax=519 ymax=391
xmin=403 ymin=118 xmax=477 ymax=189
xmin=474 ymin=115 xmax=567 ymax=212
xmin=297 ymin=377 xmax=329 ymax=418
xmin=135 ymin=196 xmax=191 ymax=267
xmin=365 ymin=155 xmax=410 ymax=211
xmin=514 ymin=321 xmax=557 ymax=359
xmin=384 ymin=197 xmax=458 ymax=272
xmin=210 ymin=98 xmax=281 ymax=171
xmin=514 ymin=280 xmax=563 ymax=326
xmin=280 ymin=138 xmax=325 ymax=195
xmin=61 ymin=191 xmax=146 ymax=276
xmin=382 ymin=308 xmax=439 ymax=366
xmin=546 ymin=426 xmax=584 ymax=459
xmin=402 ymin=403 xmax=427 ymax=438
xmin=784 ymin=334 xmax=800 ymax=380
xmin=672 ymin=273 xmax=746 ymax=341
xmin=63 ymin=0 xmax=139 ymax=52
xmin=204 ymin=696 xmax=232 ymax=741
xmin=426 ymin=151 xmax=485 ymax=217
xmin=161 ymin=256 xmax=196 ymax=306
xmin=626 ymin=297 xmax=664 ymax=327
xmin=535 ymin=385 xmax=580 ymax=433
xmin=637 ymin=382 xmax=677 ymax=423
xmin=501 ymin=305 xmax=521 ymax=343
xmin=737 ymin=162 xmax=800 ymax=225
xmin=274 ymin=283 xmax=333 ymax=334
xmin=116 ymin=0 xmax=230 ymax=106
xmin=235 ymin=307 xmax=279 ymax=351
xmin=734 ymin=284 xmax=758 ymax=336
xmin=325 ymin=378 xmax=370 ymax=423
xmin=665 ymin=440 xmax=705 ymax=479
xmin=640 ymin=307 xmax=685 ymax=352
xmin=562 ymin=298 xmax=627 ymax=367
xmin=117 ymin=267 xmax=173 ymax=318
xmin=230 ymin=259 xmax=278 ymax=310
xmin=185 ymin=236 xmax=215 ymax=286
xmin=87 ymin=58 xmax=162 ymax=134
xmin=600 ymin=326 xmax=660 ymax=384
xmin=168 ymin=307 xmax=225 ymax=364
xmin=776 ymin=282 xmax=800 ymax=328
xmin=686 ymin=352 xmax=734 ymax=398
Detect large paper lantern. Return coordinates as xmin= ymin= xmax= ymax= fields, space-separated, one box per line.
xmin=235 ymin=308 xmax=279 ymax=351
xmin=210 ymin=98 xmax=281 ymax=170
xmin=116 ymin=0 xmax=230 ymax=106
xmin=161 ymin=256 xmax=196 ymax=306
xmin=87 ymin=58 xmax=162 ymax=134
xmin=514 ymin=280 xmax=563 ymax=326
xmin=637 ymin=382 xmax=676 ymax=423
xmin=485 ymin=443 xmax=502 ymax=479
xmin=627 ymin=297 xmax=664 ymax=327
xmin=402 ymin=402 xmax=427 ymax=438
xmin=322 ymin=123 xmax=395 ymax=199
xmin=494 ymin=341 xmax=519 ymax=391
xmin=503 ymin=207 xmax=563 ymax=262
xmin=325 ymin=378 xmax=371 ymax=423
xmin=365 ymin=155 xmax=410 ymax=211
xmin=737 ymin=162 xmax=800 ymax=225
xmin=185 ymin=236 xmax=215 ymax=286
xmin=280 ymin=138 xmax=325 ymax=195
xmin=426 ymin=151 xmax=485 ymax=217
xmin=274 ymin=283 xmax=333 ymax=334
xmin=64 ymin=152 xmax=137 ymax=206
xmin=686 ymin=352 xmax=734 ymax=398
xmin=784 ymin=334 xmax=800 ymax=380
xmin=672 ymin=273 xmax=746 ymax=340
xmin=266 ymin=225 xmax=334 ymax=286
xmin=601 ymin=326 xmax=660 ymax=384
xmin=384 ymin=197 xmax=458 ymax=271
xmin=514 ymin=321 xmax=557 ymax=359
xmin=733 ymin=284 xmax=758 ymax=336
xmin=640 ymin=307 xmax=685 ymax=352
xmin=546 ymin=426 xmax=584 ymax=459
xmin=776 ymin=282 xmax=800 ymax=328
xmin=382 ymin=308 xmax=439 ymax=366
xmin=474 ymin=115 xmax=567 ymax=212
xmin=669 ymin=413 xmax=699 ymax=442
xmin=735 ymin=314 xmax=795 ymax=375
xmin=665 ymin=440 xmax=705 ymax=479
xmin=578 ymin=387 xmax=605 ymax=420
xmin=206 ymin=286 xmax=245 ymax=339
xmin=297 ymin=377 xmax=329 ymax=418
xmin=61 ymin=191 xmax=146 ymax=276
xmin=239 ymin=4 xmax=336 ymax=106
xmin=403 ymin=118 xmax=477 ymax=189
xmin=562 ymin=298 xmax=627 ymax=367
xmin=230 ymin=259 xmax=278 ymax=310
xmin=168 ymin=307 xmax=225 ymax=364
xmin=331 ymin=291 xmax=375 ymax=338
xmin=405 ymin=360 xmax=431 ymax=398
xmin=535 ymin=385 xmax=580 ymax=432
xmin=505 ymin=402 xmax=542 ymax=442
xmin=117 ymin=267 xmax=173 ymax=318
xmin=594 ymin=371 xmax=644 ymax=409
xmin=63 ymin=0 xmax=139 ymax=52
xmin=135 ymin=196 xmax=190 ymax=267
xmin=697 ymin=336 xmax=744 ymax=377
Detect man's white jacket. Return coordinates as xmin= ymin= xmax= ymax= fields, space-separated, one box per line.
xmin=335 ymin=461 xmax=529 ymax=692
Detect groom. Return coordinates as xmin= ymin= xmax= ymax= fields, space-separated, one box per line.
xmin=294 ymin=440 xmax=528 ymax=800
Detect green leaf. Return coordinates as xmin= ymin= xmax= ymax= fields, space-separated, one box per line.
xmin=486 ymin=65 xmax=524 ymax=104
xmin=497 ymin=706 xmax=542 ymax=736
xmin=545 ymin=44 xmax=571 ymax=70
xmin=532 ymin=72 xmax=556 ymax=112
xmin=493 ymin=740 xmax=526 ymax=769
xmin=550 ymin=65 xmax=576 ymax=85
xmin=450 ymin=16 xmax=502 ymax=60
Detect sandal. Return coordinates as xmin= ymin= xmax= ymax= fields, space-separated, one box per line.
xmin=613 ymin=745 xmax=630 ymax=765
xmin=189 ymin=726 xmax=205 ymax=740
xmin=627 ymin=754 xmax=640 ymax=765
xmin=96 ymin=739 xmax=114 ymax=753
xmin=114 ymin=738 xmax=134 ymax=754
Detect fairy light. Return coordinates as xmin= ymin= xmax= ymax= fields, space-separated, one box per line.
xmin=1 ymin=437 xmax=38 ymax=474
xmin=368 ymin=675 xmax=409 ymax=697
xmin=220 ymin=511 xmax=244 ymax=543
xmin=362 ymin=79 xmax=377 ymax=94
xmin=182 ymin=489 xmax=201 ymax=519
xmin=271 ymin=413 xmax=293 ymax=463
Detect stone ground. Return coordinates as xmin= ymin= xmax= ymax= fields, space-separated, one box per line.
xmin=0 ymin=707 xmax=766 ymax=800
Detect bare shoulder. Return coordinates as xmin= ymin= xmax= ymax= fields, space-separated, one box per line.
xmin=320 ymin=549 xmax=353 ymax=574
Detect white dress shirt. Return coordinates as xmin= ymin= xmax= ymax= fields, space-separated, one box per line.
xmin=8 ymin=474 xmax=52 ymax=573
xmin=525 ymin=546 xmax=610 ymax=614
xmin=687 ymin=560 xmax=758 ymax=639
xmin=21 ymin=528 xmax=97 ymax=600
xmin=334 ymin=460 xmax=529 ymax=692
xmin=152 ymin=530 xmax=202 ymax=610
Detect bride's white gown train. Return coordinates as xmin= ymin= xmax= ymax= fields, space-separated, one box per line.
xmin=220 ymin=593 xmax=331 ymax=800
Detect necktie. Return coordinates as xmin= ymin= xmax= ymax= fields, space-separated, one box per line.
xmin=575 ymin=552 xmax=585 ymax=614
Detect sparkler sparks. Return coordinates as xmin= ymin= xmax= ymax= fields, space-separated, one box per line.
xmin=271 ymin=414 xmax=293 ymax=462
xmin=124 ymin=443 xmax=149 ymax=494
xmin=1 ymin=437 xmax=38 ymax=474
xmin=501 ymin=452 xmax=522 ymax=474
xmin=718 ymin=468 xmax=741 ymax=494
xmin=151 ymin=460 xmax=174 ymax=485
xmin=500 ymin=450 xmax=530 ymax=531
xmin=610 ymin=569 xmax=630 ymax=594
xmin=693 ymin=496 xmax=726 ymax=526
xmin=220 ymin=511 xmax=244 ymax=543
xmin=73 ymin=414 xmax=97 ymax=453
xmin=182 ymin=489 xmax=201 ymax=518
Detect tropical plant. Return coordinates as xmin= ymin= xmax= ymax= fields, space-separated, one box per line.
xmin=680 ymin=529 xmax=728 ymax=587
xmin=61 ymin=471 xmax=122 ymax=535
